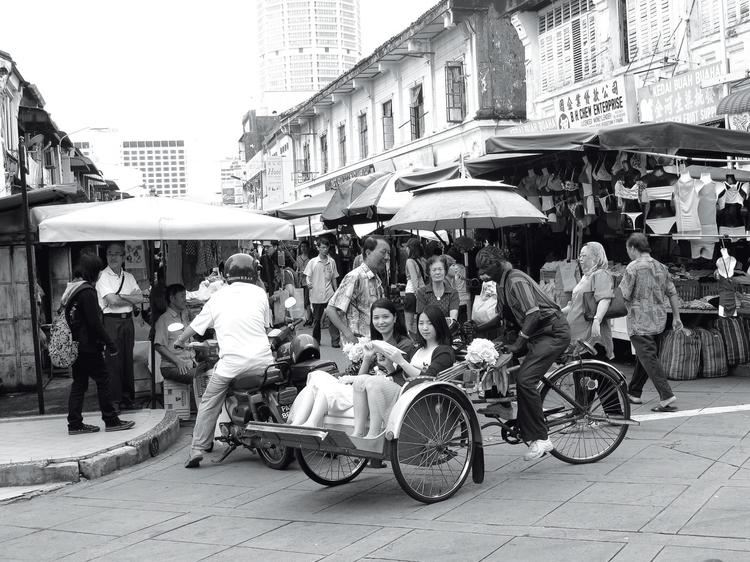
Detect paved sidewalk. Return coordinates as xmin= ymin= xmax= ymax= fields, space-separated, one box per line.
xmin=0 ymin=409 xmax=180 ymax=489
xmin=0 ymin=372 xmax=748 ymax=561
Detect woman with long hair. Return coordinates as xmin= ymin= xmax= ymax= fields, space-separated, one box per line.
xmin=351 ymin=304 xmax=454 ymax=438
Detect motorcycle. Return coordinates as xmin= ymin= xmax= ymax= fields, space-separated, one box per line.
xmin=179 ymin=297 xmax=338 ymax=469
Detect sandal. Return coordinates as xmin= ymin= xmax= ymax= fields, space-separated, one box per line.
xmin=650 ymin=405 xmax=678 ymax=413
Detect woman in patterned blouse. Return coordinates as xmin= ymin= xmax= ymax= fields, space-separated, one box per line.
xmin=415 ymin=255 xmax=459 ymax=325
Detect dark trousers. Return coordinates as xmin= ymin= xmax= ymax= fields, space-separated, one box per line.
xmin=628 ymin=333 xmax=674 ymax=402
xmin=516 ymin=317 xmax=571 ymax=442
xmin=103 ymin=316 xmax=135 ymax=405
xmin=312 ymin=302 xmax=340 ymax=347
xmin=68 ymin=350 xmax=119 ymax=428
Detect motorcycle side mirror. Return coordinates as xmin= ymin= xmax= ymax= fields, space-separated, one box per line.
xmin=284 ymin=296 xmax=297 ymax=309
xmin=167 ymin=322 xmax=185 ymax=332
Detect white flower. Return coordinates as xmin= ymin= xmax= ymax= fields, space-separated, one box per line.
xmin=343 ymin=337 xmax=370 ymax=363
xmin=466 ymin=338 xmax=499 ymax=367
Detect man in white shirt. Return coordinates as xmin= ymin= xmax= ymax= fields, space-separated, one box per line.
xmin=96 ymin=242 xmax=146 ymax=410
xmin=304 ymin=238 xmax=339 ymax=347
xmin=174 ymin=253 xmax=273 ymax=468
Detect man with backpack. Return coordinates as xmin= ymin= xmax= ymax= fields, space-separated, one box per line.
xmin=62 ymin=253 xmax=135 ymax=435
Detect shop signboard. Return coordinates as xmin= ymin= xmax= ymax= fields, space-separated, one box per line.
xmin=637 ymin=62 xmax=723 ymax=124
xmin=265 ymin=156 xmax=283 ymax=197
xmin=504 ymin=117 xmax=558 ymax=134
xmin=324 ymin=164 xmax=375 ymax=191
xmin=555 ymin=77 xmax=629 ymax=129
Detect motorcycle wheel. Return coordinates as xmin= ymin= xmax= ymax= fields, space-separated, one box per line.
xmin=256 ymin=411 xmax=294 ymax=470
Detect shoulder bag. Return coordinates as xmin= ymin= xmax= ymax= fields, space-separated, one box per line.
xmin=583 ymin=271 xmax=627 ymax=321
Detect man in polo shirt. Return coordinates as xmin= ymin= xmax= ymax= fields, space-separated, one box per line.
xmin=326 ymin=236 xmax=389 ymax=343
xmin=96 ymin=242 xmax=146 ymax=410
xmin=477 ymin=245 xmax=571 ymax=461
xmin=304 ymin=238 xmax=340 ymax=347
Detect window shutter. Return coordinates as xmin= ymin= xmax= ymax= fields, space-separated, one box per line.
xmin=626 ymin=0 xmax=673 ymax=62
xmin=701 ymin=0 xmax=720 ymax=37
xmin=727 ymin=0 xmax=750 ymax=26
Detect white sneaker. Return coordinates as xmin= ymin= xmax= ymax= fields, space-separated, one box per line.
xmin=524 ymin=439 xmax=554 ymax=461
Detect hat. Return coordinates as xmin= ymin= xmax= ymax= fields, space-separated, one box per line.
xmin=716 ymin=253 xmax=738 ymax=279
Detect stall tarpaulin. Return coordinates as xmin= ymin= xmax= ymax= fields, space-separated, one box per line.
xmin=595 ymin=121 xmax=750 ymax=155
xmin=321 ymin=171 xmax=390 ymax=227
xmin=393 ymin=162 xmax=462 ymax=192
xmin=346 ymin=172 xmax=413 ymax=220
xmin=32 ymin=197 xmax=295 ymax=242
xmin=268 ymin=190 xmax=334 ymax=219
xmin=485 ymin=129 xmax=597 ymax=153
xmin=464 ymin=152 xmax=543 ymax=177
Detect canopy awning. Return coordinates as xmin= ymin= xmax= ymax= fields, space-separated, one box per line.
xmin=0 ymin=184 xmax=80 ymax=212
xmin=32 ymin=197 xmax=294 ymax=242
xmin=485 ymin=121 xmax=750 ymax=157
xmin=393 ymin=162 xmax=461 ymax=192
xmin=268 ymin=190 xmax=334 ymax=219
xmin=464 ymin=152 xmax=543 ymax=177
xmin=321 ymin=172 xmax=390 ymax=227
xmin=485 ymin=129 xmax=596 ymax=153
xmin=716 ymin=88 xmax=750 ymax=115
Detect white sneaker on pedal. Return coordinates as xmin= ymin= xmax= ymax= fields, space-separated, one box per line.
xmin=524 ymin=439 xmax=554 ymax=461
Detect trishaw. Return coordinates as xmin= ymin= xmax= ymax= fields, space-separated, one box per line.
xmin=244 ymin=340 xmax=637 ymax=504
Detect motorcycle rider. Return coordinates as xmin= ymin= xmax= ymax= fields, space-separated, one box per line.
xmin=174 ymin=253 xmax=273 ymax=468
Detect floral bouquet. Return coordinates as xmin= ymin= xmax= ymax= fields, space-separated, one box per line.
xmin=463 ymin=338 xmax=502 ymax=395
xmin=340 ymin=337 xmax=371 ymax=377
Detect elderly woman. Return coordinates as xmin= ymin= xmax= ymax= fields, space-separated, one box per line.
xmin=562 ymin=242 xmax=614 ymax=359
xmin=416 ymin=255 xmax=459 ymax=325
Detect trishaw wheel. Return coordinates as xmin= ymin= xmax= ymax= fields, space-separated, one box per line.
xmin=256 ymin=411 xmax=295 ymax=470
xmin=390 ymin=388 xmax=474 ymax=504
xmin=295 ymin=448 xmax=367 ymax=486
xmin=541 ymin=364 xmax=630 ymax=464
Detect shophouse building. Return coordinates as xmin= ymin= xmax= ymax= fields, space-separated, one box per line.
xmin=255 ymin=0 xmax=527 ymax=207
xmin=497 ymin=0 xmax=749 ymax=133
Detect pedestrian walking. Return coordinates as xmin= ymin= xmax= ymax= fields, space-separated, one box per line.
xmin=64 ymin=253 xmax=135 ymax=434
xmin=403 ymin=238 xmax=426 ymax=337
xmin=295 ymin=241 xmax=313 ymax=326
xmin=619 ymin=233 xmax=682 ymax=412
xmin=304 ymin=238 xmax=340 ymax=347
xmin=96 ymin=242 xmax=147 ymax=411
xmin=326 ymin=236 xmax=389 ymax=343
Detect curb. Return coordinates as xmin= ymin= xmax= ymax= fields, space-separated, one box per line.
xmin=0 ymin=411 xmax=181 ymax=486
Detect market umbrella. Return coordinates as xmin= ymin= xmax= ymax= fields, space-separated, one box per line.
xmin=321 ymin=172 xmax=390 ymax=227
xmin=346 ymin=172 xmax=413 ymax=223
xmin=385 ymin=179 xmax=546 ymax=231
xmin=32 ymin=197 xmax=295 ymax=242
xmin=268 ymin=190 xmax=334 ymax=219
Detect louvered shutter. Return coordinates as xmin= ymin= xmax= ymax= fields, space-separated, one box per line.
xmin=700 ymin=0 xmax=720 ymax=37
xmin=727 ymin=0 xmax=750 ymax=26
xmin=626 ymin=0 xmax=674 ymax=62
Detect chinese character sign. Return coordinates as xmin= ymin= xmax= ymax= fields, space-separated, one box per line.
xmin=555 ymin=78 xmax=629 ymax=129
xmin=637 ymin=63 xmax=723 ymax=124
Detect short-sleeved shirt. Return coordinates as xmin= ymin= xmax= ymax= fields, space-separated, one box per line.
xmin=567 ymin=270 xmax=614 ymax=358
xmin=154 ymin=307 xmax=194 ymax=366
xmin=415 ymin=282 xmax=460 ymax=317
xmin=618 ymin=256 xmax=677 ymax=336
xmin=497 ymin=269 xmax=561 ymax=331
xmin=96 ymin=266 xmax=141 ymax=313
xmin=329 ymin=263 xmax=384 ymax=338
xmin=449 ymin=263 xmax=469 ymax=303
xmin=304 ymin=255 xmax=338 ymax=304
xmin=190 ymin=282 xmax=273 ymax=378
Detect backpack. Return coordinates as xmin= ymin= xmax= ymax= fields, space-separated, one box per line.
xmin=48 ymin=284 xmax=89 ymax=368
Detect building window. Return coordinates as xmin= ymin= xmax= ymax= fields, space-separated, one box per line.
xmin=625 ymin=0 xmax=675 ymax=63
xmin=728 ymin=0 xmax=750 ymax=26
xmin=302 ymin=142 xmax=311 ymax=180
xmin=538 ymin=0 xmax=598 ymax=93
xmin=320 ymin=134 xmax=328 ymax=174
xmin=358 ymin=113 xmax=368 ymax=158
xmin=410 ymin=85 xmax=425 ymax=141
xmin=338 ymin=124 xmax=346 ymax=166
xmin=445 ymin=63 xmax=466 ymax=123
xmin=382 ymin=100 xmax=394 ymax=150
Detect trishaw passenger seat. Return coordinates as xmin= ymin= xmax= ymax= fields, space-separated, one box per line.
xmin=230 ymin=367 xmax=283 ymax=391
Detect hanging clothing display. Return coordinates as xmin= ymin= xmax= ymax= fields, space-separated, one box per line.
xmin=674 ymin=177 xmax=701 ymax=234
xmin=697 ymin=179 xmax=719 ymax=235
